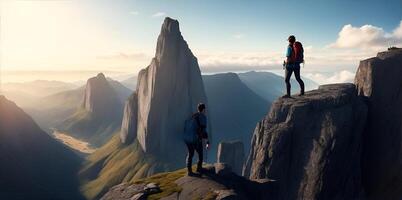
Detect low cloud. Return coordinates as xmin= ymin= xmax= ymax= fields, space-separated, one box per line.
xmin=152 ymin=12 xmax=166 ymax=18
xmin=329 ymin=21 xmax=402 ymax=50
xmin=197 ymin=51 xmax=283 ymax=72
xmin=304 ymin=70 xmax=355 ymax=85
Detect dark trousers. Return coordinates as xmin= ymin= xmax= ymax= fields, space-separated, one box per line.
xmin=186 ymin=141 xmax=203 ymax=171
xmin=285 ymin=64 xmax=305 ymax=96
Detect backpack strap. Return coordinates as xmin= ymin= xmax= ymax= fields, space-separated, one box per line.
xmin=194 ymin=113 xmax=201 ymax=128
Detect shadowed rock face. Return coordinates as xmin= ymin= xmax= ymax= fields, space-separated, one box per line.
xmin=355 ymin=48 xmax=402 ymax=199
xmin=122 ymin=17 xmax=209 ymax=164
xmin=0 ymin=95 xmax=84 ymax=200
xmin=120 ymin=92 xmax=138 ymax=144
xmin=243 ymin=84 xmax=367 ymax=200
xmin=217 ymin=141 xmax=245 ymax=175
xmin=83 ymin=73 xmax=122 ymax=117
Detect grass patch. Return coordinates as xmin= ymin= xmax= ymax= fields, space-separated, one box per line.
xmin=132 ymin=168 xmax=188 ymax=200
xmin=79 ymin=134 xmax=177 ymax=200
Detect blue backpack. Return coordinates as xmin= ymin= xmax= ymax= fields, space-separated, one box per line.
xmin=183 ymin=114 xmax=199 ymax=143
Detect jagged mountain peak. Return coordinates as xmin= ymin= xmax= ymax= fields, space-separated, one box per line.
xmin=96 ymin=72 xmax=106 ymax=80
xmin=155 ymin=17 xmax=191 ymax=62
xmin=161 ymin=17 xmax=180 ymax=35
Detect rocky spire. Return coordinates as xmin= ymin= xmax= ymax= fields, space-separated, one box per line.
xmin=120 ymin=17 xmax=209 ymax=164
xmin=83 ymin=73 xmax=121 ymax=117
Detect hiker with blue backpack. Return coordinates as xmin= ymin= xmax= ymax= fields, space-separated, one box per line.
xmin=283 ymin=35 xmax=305 ymax=98
xmin=183 ymin=103 xmax=210 ymax=176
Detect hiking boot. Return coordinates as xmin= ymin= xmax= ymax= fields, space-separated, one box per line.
xmin=298 ymin=92 xmax=304 ymax=96
xmin=187 ymin=171 xmax=196 ymax=176
xmin=196 ymin=167 xmax=205 ymax=174
xmin=282 ymin=94 xmax=291 ymax=98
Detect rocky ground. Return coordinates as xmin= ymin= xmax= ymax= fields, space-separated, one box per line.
xmin=101 ymin=164 xmax=272 ymax=200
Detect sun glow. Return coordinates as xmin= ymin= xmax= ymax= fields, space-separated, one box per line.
xmin=0 ymin=0 xmax=138 ymax=76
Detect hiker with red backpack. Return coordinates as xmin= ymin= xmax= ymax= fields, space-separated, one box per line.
xmin=183 ymin=103 xmax=210 ymax=176
xmin=283 ymin=35 xmax=305 ymax=98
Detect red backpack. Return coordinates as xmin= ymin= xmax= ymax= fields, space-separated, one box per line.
xmin=291 ymin=41 xmax=304 ymax=63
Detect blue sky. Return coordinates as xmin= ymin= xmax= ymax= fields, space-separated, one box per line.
xmin=1 ymin=0 xmax=401 ymax=83
xmin=81 ymin=0 xmax=401 ymax=51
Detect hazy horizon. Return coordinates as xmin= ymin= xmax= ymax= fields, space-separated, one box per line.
xmin=1 ymin=0 xmax=401 ymax=85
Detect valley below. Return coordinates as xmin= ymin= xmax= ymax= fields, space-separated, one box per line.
xmin=52 ymin=130 xmax=97 ymax=154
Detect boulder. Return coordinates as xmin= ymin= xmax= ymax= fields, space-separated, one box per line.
xmin=214 ymin=189 xmax=238 ymax=200
xmin=100 ymin=182 xmax=159 ymax=200
xmin=215 ymin=162 xmax=233 ymax=176
xmin=217 ymin=141 xmax=245 ymax=175
xmin=243 ymin=83 xmax=367 ymax=199
xmin=355 ymin=48 xmax=402 ymax=199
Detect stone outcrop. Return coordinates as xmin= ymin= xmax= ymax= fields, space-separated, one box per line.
xmin=355 ymin=48 xmax=402 ymax=199
xmin=243 ymin=84 xmax=367 ymax=199
xmin=100 ymin=165 xmax=267 ymax=200
xmin=100 ymin=182 xmax=160 ymax=200
xmin=121 ymin=17 xmax=210 ymax=163
xmin=217 ymin=141 xmax=245 ymax=175
xmin=83 ymin=73 xmax=122 ymax=117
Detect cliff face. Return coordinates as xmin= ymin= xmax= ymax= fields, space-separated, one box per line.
xmin=126 ymin=17 xmax=209 ymax=160
xmin=355 ymin=48 xmax=402 ymax=199
xmin=243 ymin=84 xmax=367 ymax=199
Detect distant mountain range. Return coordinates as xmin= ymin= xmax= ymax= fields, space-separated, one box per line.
xmin=1 ymin=80 xmax=78 ymax=107
xmin=0 ymin=95 xmax=84 ymax=200
xmin=22 ymin=76 xmax=131 ymax=136
xmin=203 ymin=72 xmax=269 ymax=159
xmin=238 ymin=71 xmax=318 ymax=102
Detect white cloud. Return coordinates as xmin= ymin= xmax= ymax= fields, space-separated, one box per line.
xmin=393 ymin=21 xmax=402 ymax=38
xmin=152 ymin=12 xmax=166 ymax=18
xmin=329 ymin=21 xmax=402 ymax=50
xmin=232 ymin=33 xmax=245 ymax=39
xmin=129 ymin=11 xmax=139 ymax=15
xmin=304 ymin=70 xmax=355 ymax=85
xmin=197 ymin=51 xmax=283 ymax=72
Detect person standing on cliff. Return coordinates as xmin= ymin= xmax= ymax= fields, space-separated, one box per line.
xmin=283 ymin=35 xmax=305 ymax=98
xmin=183 ymin=103 xmax=210 ymax=176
